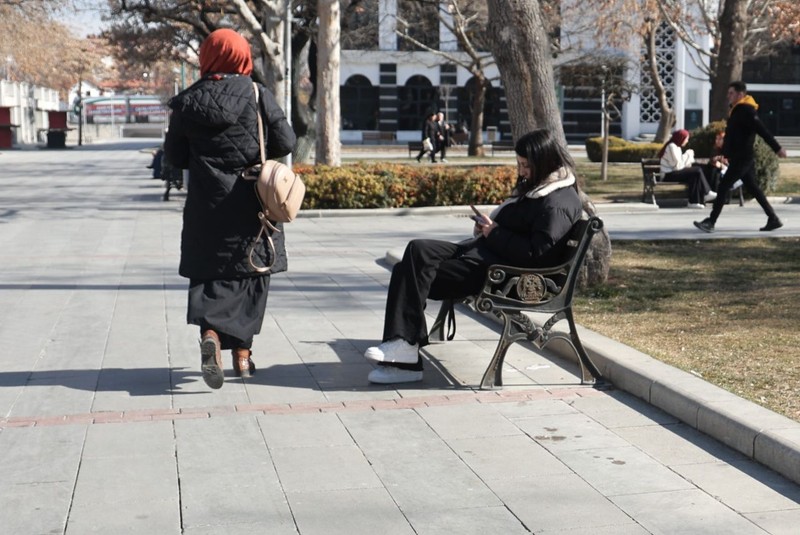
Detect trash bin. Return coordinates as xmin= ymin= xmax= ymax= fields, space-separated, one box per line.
xmin=47 ymin=130 xmax=66 ymax=149
xmin=487 ymin=126 xmax=498 ymax=143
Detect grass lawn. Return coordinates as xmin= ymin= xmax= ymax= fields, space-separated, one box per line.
xmin=571 ymin=158 xmax=800 ymax=422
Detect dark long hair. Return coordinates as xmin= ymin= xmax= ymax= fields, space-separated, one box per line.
xmin=514 ymin=129 xmax=575 ymax=195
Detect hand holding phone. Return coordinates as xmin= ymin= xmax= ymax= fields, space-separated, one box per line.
xmin=470 ymin=204 xmax=486 ymax=225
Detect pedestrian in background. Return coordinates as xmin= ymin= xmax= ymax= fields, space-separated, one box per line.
xmin=435 ymin=112 xmax=450 ymax=162
xmin=415 ymin=111 xmax=438 ymax=163
xmin=658 ymin=129 xmax=716 ymax=209
xmin=694 ymin=81 xmax=787 ymax=233
xmin=165 ymin=28 xmax=296 ymax=389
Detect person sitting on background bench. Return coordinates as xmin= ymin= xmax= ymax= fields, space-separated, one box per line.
xmin=658 ymin=129 xmax=716 ymax=209
xmin=363 ymin=129 xmax=583 ymax=384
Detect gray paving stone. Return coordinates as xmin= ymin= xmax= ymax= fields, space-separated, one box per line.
xmin=183 ymin=522 xmax=298 ymax=535
xmin=569 ymin=390 xmax=680 ymax=428
xmin=365 ymin=443 xmax=501 ymax=512
xmin=0 ymin=425 xmax=85 ymax=484
xmin=558 ymin=445 xmax=695 ymax=496
xmin=67 ymin=454 xmax=180 ymax=533
xmin=271 ymin=444 xmax=383 ymax=492
xmin=287 ymin=488 xmax=414 ymax=535
xmin=612 ymin=488 xmax=769 ymax=534
xmin=493 ymin=398 xmax=580 ymax=419
xmin=488 ymin=473 xmax=633 ymax=533
xmin=339 ymin=409 xmax=442 ymax=452
xmin=0 ymin=481 xmax=72 ymax=534
xmin=614 ymin=422 xmax=748 ymax=465
xmin=513 ymin=412 xmax=632 ymax=452
xmin=446 ymin=434 xmax=573 ymax=480
xmin=743 ymin=509 xmax=800 ymax=535
xmin=260 ymin=412 xmax=354 ymax=449
xmin=82 ymin=420 xmax=175 ymax=459
xmin=405 ymin=505 xmax=530 ymax=534
xmin=673 ymin=459 xmax=800 ymax=514
xmin=417 ymin=402 xmax=523 ymax=439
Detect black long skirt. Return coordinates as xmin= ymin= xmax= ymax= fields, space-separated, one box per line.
xmin=187 ymin=276 xmax=270 ymax=350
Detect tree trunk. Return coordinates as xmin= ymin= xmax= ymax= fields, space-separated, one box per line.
xmin=485 ymin=0 xmax=565 ymax=147
xmin=316 ymin=0 xmax=341 ymax=166
xmin=645 ymin=19 xmax=676 ymax=143
xmin=468 ymin=77 xmax=487 ymax=157
xmin=486 ymin=0 xmax=608 ymax=286
xmin=710 ymin=0 xmax=747 ymax=121
xmin=292 ymin=35 xmax=315 ymax=164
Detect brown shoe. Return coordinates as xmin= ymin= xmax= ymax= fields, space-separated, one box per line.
xmin=232 ymin=348 xmax=256 ymax=378
xmin=200 ymin=330 xmax=224 ymax=389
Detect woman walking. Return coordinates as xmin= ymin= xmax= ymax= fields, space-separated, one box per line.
xmin=165 ymin=29 xmax=296 ymax=389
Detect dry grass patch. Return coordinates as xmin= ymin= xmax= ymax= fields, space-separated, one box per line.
xmin=574 ymin=238 xmax=800 ymax=421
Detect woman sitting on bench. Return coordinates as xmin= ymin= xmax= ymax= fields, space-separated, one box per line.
xmin=659 ymin=129 xmax=717 ymax=209
xmin=363 ymin=129 xmax=583 ymax=384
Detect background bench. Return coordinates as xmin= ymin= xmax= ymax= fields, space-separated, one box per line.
xmin=408 ymin=141 xmax=423 ymax=157
xmin=491 ymin=141 xmax=515 ymax=156
xmin=428 ymin=217 xmax=606 ymax=389
xmin=642 ymin=158 xmax=744 ymax=206
xmin=362 ymin=131 xmax=396 ymax=144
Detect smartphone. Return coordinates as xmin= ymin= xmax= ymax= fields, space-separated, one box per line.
xmin=470 ymin=204 xmax=485 ymax=225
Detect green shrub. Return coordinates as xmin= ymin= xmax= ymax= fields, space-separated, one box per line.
xmin=585 ymin=136 xmax=661 ymax=162
xmin=687 ymin=120 xmax=780 ymax=194
xmin=297 ymin=162 xmax=517 ymax=209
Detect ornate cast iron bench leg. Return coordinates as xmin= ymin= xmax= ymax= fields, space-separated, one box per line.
xmin=479 ymin=310 xmax=534 ymax=389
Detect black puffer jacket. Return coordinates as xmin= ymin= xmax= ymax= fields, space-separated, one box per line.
xmin=165 ymin=74 xmax=296 ymax=279
xmin=462 ymin=182 xmax=583 ymax=269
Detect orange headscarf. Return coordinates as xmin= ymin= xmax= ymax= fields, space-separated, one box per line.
xmin=199 ymin=29 xmax=253 ymax=77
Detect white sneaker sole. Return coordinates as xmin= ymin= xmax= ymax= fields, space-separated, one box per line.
xmin=364 ymin=346 xmax=419 ymax=364
xmin=368 ymin=367 xmax=423 ymax=384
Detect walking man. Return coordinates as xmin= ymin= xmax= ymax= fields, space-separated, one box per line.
xmin=434 ymin=112 xmax=450 ymax=162
xmin=694 ymin=81 xmax=787 ymax=233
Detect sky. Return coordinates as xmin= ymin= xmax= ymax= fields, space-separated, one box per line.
xmin=60 ymin=0 xmax=110 ymax=37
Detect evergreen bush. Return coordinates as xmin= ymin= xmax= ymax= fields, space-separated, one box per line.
xmin=585 ymin=136 xmax=661 ymax=162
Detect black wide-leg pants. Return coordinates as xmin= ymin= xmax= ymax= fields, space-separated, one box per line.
xmin=709 ymin=160 xmax=776 ymax=223
xmin=381 ymin=239 xmax=487 ymax=362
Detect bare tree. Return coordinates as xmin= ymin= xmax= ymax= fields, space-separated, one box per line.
xmin=316 ymin=0 xmax=340 ymax=165
xmin=395 ymin=0 xmax=495 ymax=156
xmin=657 ymin=0 xmax=800 ymax=120
xmin=0 ymin=3 xmax=104 ymax=98
xmin=485 ymin=0 xmax=565 ymax=145
xmin=486 ymin=0 xmax=611 ymax=286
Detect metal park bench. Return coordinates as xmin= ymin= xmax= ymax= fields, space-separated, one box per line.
xmin=641 ymin=158 xmax=744 ymax=206
xmin=428 ymin=217 xmax=606 ymax=389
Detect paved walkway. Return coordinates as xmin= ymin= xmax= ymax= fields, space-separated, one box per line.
xmin=1 ymin=140 xmax=799 ymax=534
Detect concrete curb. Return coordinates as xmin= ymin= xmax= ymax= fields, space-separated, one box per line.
xmin=383 ymin=247 xmax=800 ymax=486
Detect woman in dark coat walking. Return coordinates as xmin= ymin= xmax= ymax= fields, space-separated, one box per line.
xmin=165 ymin=29 xmax=296 ymax=389
xmin=365 ymin=129 xmax=583 ymax=384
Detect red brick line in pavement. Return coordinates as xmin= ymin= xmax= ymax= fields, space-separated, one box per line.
xmin=0 ymin=386 xmax=605 ymax=429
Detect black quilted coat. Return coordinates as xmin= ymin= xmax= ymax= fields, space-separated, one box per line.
xmin=165 ymin=74 xmax=296 ymax=279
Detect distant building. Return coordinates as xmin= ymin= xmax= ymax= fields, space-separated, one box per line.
xmin=339 ymin=1 xmax=799 ymax=143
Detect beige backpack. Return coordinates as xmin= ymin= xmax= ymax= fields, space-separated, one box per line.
xmin=244 ymin=83 xmax=305 ymax=273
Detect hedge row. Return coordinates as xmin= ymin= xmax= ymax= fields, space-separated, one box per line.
xmin=295 ymin=162 xmax=517 ymax=209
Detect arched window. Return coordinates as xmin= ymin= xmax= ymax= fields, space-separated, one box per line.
xmin=341 ymin=75 xmax=378 ymax=130
xmin=398 ymin=75 xmax=436 ymax=131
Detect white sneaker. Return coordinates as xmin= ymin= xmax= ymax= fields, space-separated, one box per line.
xmin=731 ymin=179 xmax=743 ymax=190
xmin=368 ymin=366 xmax=423 ymax=384
xmin=704 ymin=191 xmax=717 ymax=202
xmin=364 ymin=338 xmax=419 ymax=364
xmin=441 ymin=158 xmax=448 ymax=163
xmin=687 ymin=203 xmax=705 ymax=209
